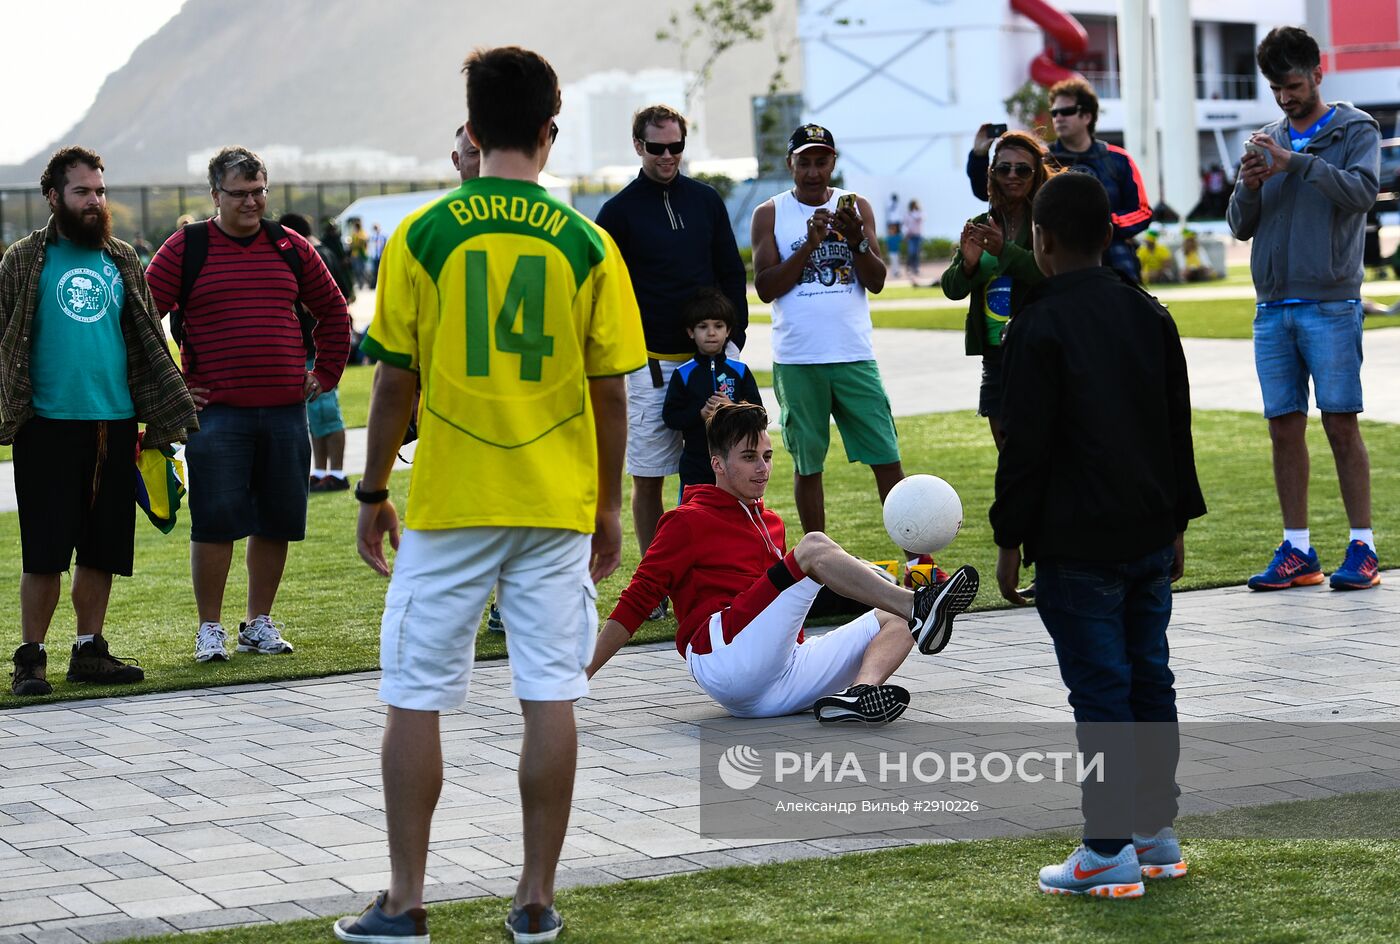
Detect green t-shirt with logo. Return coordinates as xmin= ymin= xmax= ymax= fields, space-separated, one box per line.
xmin=31 ymin=240 xmax=135 ymax=419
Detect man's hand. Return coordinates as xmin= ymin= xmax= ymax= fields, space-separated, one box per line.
xmin=700 ymin=392 xmax=730 ymax=421
xmin=972 ymin=123 xmax=998 ymax=157
xmin=303 ymin=371 xmax=322 ymax=402
xmin=1171 ymin=531 xmax=1186 ymax=583
xmin=997 ymin=545 xmax=1031 ymax=606
xmin=833 ymin=203 xmax=864 ymax=246
xmin=1241 ymin=134 xmax=1289 ymax=190
xmin=804 ymin=209 xmax=832 ymax=251
xmin=590 ymin=509 xmax=622 ymax=583
xmin=187 ymin=383 xmax=211 ymax=411
xmin=357 ymin=499 xmax=400 ymax=576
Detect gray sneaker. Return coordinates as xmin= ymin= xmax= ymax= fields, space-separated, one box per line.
xmin=505 ymin=903 xmax=563 ymax=943
xmin=333 ymin=891 xmax=429 ymax=943
xmin=237 ymin=615 xmax=294 ymax=654
xmin=1133 ymin=826 xmax=1187 ymax=879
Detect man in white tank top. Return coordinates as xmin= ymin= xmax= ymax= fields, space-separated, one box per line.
xmin=750 ymin=124 xmax=914 ymax=556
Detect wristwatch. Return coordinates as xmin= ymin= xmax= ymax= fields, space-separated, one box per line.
xmin=855 ymin=238 xmax=870 ymax=255
xmin=354 ymin=483 xmax=390 ymax=504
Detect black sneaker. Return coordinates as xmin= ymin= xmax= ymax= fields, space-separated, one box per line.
xmin=813 ymin=683 xmax=910 ymax=724
xmin=11 ymin=643 xmax=52 ymax=696
xmin=66 ymin=636 xmax=145 ymax=685
xmin=909 ymin=564 xmax=979 ymax=655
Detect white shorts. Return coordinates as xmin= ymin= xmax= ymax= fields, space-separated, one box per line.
xmin=685 ymin=570 xmax=882 ymax=718
xmin=626 ymin=361 xmax=685 ymax=477
xmin=378 ymin=527 xmax=597 ymax=710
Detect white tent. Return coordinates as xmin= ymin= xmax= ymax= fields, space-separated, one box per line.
xmin=337 ymin=172 xmax=573 ymax=237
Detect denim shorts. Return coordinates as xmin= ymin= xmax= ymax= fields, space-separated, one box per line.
xmin=1253 ymin=300 xmax=1364 ymax=417
xmin=307 ymin=388 xmax=345 ymax=438
xmin=184 ymin=403 xmax=312 ymax=542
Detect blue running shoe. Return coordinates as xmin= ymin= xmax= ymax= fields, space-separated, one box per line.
xmin=1038 ymin=844 xmax=1144 ymax=898
xmin=1247 ymin=540 xmax=1324 ymax=591
xmin=1330 ymin=540 xmax=1381 ymax=590
xmin=1133 ymin=826 xmax=1188 ymax=879
xmin=488 ymin=603 xmax=506 ymax=633
xmin=506 ymin=902 xmax=563 ymax=943
xmin=333 ymin=891 xmax=429 ymax=942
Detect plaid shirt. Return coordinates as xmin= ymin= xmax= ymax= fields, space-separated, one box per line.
xmin=0 ymin=218 xmax=198 ymax=449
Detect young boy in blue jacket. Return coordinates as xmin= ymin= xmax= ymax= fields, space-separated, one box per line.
xmin=663 ymin=288 xmax=764 ymax=492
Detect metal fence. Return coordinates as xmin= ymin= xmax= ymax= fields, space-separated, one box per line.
xmin=0 ymin=179 xmax=461 ymax=249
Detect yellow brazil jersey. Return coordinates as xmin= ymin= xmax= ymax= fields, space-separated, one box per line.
xmin=363 ymin=177 xmax=646 ymax=532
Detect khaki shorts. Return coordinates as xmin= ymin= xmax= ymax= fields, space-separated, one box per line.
xmin=772 ymin=360 xmax=900 ymax=475
xmin=625 ymin=361 xmax=684 ymax=477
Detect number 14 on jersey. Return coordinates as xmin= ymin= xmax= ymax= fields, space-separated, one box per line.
xmin=465 ymin=251 xmax=555 ymax=381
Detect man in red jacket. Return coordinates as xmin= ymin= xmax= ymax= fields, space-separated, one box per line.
xmin=587 ymin=403 xmax=978 ymax=722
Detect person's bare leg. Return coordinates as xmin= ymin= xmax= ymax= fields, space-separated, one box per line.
xmin=382 ymin=706 xmax=441 ymax=915
xmin=872 ymin=461 xmax=904 ymax=502
xmin=327 ymin=429 xmax=346 ymax=471
xmin=515 ymin=699 xmax=576 ymax=907
xmin=794 ymin=471 xmax=825 ymax=534
xmin=311 ymin=435 xmax=328 ymax=471
xmin=631 ymin=476 xmax=665 ymax=554
xmin=70 ymin=566 xmax=112 ymax=638
xmin=1321 ymin=412 xmax=1372 ymax=528
xmin=19 ymin=573 xmax=61 ymax=644
xmin=191 ymin=541 xmax=233 ymax=625
xmin=245 ymin=536 xmax=289 ymax=621
xmin=852 ymin=610 xmax=916 ymax=685
xmin=792 ymin=532 xmax=914 ymax=617
xmin=1269 ymin=413 xmax=1310 ymax=529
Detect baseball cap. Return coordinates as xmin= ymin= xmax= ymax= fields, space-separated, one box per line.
xmin=788 ymin=124 xmax=837 ymax=155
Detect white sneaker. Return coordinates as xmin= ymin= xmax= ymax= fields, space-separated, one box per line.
xmin=194 ymin=622 xmax=229 ymax=663
xmin=237 ymin=615 xmax=294 ymax=654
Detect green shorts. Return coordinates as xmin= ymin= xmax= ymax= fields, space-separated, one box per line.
xmin=772 ymin=361 xmax=900 ymax=475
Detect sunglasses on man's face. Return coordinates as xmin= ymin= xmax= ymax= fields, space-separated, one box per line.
xmin=1049 ymin=105 xmax=1082 ymax=118
xmin=993 ymin=163 xmax=1034 ymax=179
xmin=640 ymin=139 xmax=685 ymax=156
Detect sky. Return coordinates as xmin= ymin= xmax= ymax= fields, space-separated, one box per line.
xmin=0 ymin=0 xmax=186 ymax=165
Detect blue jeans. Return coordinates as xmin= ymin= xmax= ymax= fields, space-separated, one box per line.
xmin=1253 ymin=299 xmax=1364 ymax=417
xmin=184 ymin=404 xmax=311 ymax=543
xmin=1035 ymin=545 xmax=1180 ymax=850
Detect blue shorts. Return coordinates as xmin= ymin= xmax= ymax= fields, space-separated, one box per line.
xmin=184 ymin=404 xmax=312 ymax=543
xmin=307 ymin=388 xmax=345 ymax=438
xmin=1253 ymin=300 xmax=1364 ymax=418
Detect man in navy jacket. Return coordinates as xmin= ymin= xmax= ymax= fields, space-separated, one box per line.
xmin=596 ymin=104 xmax=749 ymax=620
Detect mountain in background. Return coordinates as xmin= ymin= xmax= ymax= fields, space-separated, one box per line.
xmin=0 ymin=0 xmax=796 ymax=186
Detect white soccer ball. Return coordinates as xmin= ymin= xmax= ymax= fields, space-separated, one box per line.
xmin=882 ymin=474 xmax=963 ymax=554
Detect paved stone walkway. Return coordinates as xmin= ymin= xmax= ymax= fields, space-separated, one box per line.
xmin=1 ymin=578 xmax=1398 ymax=942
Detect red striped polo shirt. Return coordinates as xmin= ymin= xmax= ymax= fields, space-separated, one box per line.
xmin=146 ymin=220 xmax=351 ymax=408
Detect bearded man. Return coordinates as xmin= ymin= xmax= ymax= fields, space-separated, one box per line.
xmin=0 ymin=146 xmax=197 ymax=696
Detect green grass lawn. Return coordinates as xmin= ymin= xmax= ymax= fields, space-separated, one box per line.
xmin=746 ymin=298 xmax=1400 ymax=339
xmin=114 ymin=790 xmax=1400 ymax=944
xmin=2 ymin=408 xmax=1395 ymax=708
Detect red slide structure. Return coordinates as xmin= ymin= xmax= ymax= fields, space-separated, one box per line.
xmin=1011 ymin=0 xmax=1089 ymax=87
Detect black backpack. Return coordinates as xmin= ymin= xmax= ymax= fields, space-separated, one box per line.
xmin=170 ymin=219 xmax=316 ymax=371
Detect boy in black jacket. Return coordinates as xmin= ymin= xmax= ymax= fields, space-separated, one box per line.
xmin=990 ymin=173 xmax=1206 ymax=898
xmin=662 ymin=289 xmax=763 ymax=492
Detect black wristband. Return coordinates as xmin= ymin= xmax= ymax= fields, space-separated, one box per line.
xmin=354 ymin=483 xmax=390 ymax=504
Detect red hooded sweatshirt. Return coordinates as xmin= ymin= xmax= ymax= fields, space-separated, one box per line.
xmin=609 ymin=484 xmax=803 ymax=656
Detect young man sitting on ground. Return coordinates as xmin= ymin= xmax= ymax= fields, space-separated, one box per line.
xmin=586 ymin=402 xmax=979 ymax=723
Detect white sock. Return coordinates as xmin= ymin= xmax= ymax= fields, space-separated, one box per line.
xmin=328 ymin=469 xmax=346 ymax=479
xmin=312 ymin=468 xmax=327 ymax=477
xmin=35 ymin=643 xmax=45 ymax=652
xmin=1284 ymin=528 xmax=1310 ymax=551
xmin=1350 ymin=528 xmax=1375 ymax=552
xmin=75 ymin=634 xmax=95 ymax=646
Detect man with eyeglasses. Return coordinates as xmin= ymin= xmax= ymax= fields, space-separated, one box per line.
xmin=595 ymin=105 xmax=749 ymax=618
xmin=966 ymin=78 xmax=1152 ymax=282
xmin=146 ymin=146 xmax=351 ymax=664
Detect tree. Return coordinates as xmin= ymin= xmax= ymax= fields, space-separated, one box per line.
xmin=658 ymin=0 xmax=778 ymax=114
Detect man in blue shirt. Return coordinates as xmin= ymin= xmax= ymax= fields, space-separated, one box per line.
xmin=1228 ymin=26 xmax=1382 ymax=592
xmin=1 ymin=146 xmax=197 ymax=696
xmin=595 ymin=105 xmax=749 ymax=618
